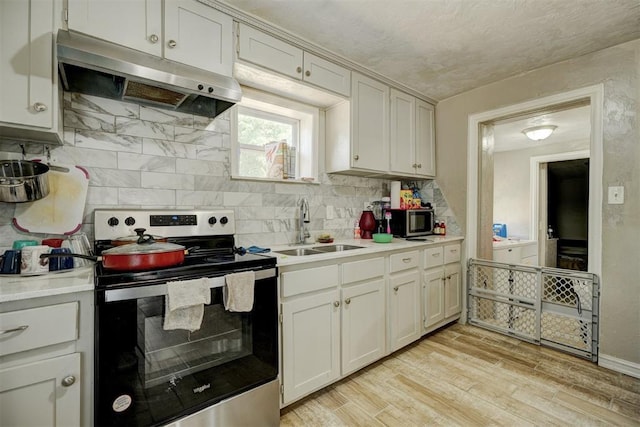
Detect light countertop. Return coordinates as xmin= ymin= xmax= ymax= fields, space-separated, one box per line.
xmin=492 ymin=239 xmax=536 ymax=249
xmin=266 ymin=235 xmax=464 ymax=267
xmin=0 ymin=266 xmax=95 ymax=303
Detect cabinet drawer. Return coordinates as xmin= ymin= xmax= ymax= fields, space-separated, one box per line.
xmin=0 ymin=302 xmax=78 ymax=357
xmin=424 ymin=246 xmax=444 ymax=269
xmin=443 ymin=244 xmax=461 ymax=264
xmin=390 ymin=251 xmax=419 ymax=273
xmin=342 ymin=257 xmax=384 ymax=284
xmin=281 ymin=265 xmax=339 ymax=297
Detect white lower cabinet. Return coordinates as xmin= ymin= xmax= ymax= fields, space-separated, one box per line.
xmin=341 ymin=278 xmax=385 ymax=375
xmin=0 ymin=352 xmax=80 ymax=426
xmin=279 ymin=240 xmax=463 ymax=406
xmin=423 ymin=243 xmax=463 ymax=333
xmin=0 ymin=292 xmax=93 ymax=427
xmin=281 ymin=288 xmax=340 ymax=404
xmin=388 ymin=251 xmax=422 ymax=352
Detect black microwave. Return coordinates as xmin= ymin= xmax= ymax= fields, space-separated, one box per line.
xmin=386 ymin=208 xmax=434 ymax=237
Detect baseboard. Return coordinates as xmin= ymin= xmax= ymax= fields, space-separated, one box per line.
xmin=598 ymin=354 xmax=640 ymax=379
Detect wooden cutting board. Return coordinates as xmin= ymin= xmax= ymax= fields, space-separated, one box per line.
xmin=13 ymin=165 xmax=89 ymax=235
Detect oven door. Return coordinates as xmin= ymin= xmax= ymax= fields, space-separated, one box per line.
xmin=95 ymin=268 xmax=278 ymax=427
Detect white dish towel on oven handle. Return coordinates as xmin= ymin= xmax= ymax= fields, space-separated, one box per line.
xmin=224 ymin=271 xmax=255 ymax=312
xmin=163 ymin=278 xmax=212 ymax=332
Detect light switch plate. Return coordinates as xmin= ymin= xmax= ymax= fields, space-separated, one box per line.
xmin=608 ymin=186 xmax=624 ymax=204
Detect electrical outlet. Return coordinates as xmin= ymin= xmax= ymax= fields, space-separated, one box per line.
xmin=326 ymin=205 xmax=334 ymax=219
xmin=608 ymin=186 xmax=624 ymax=204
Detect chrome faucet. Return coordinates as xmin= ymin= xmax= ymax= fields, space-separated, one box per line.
xmin=297 ymin=197 xmax=311 ymax=244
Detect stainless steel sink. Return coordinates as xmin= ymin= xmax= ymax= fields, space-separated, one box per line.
xmin=274 ymin=248 xmax=325 ymax=256
xmin=311 ymin=244 xmax=364 ymax=252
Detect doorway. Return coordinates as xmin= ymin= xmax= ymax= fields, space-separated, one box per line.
xmin=466 ymin=85 xmax=603 ymax=279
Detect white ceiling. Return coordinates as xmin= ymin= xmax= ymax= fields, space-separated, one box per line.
xmin=219 ymin=0 xmax=640 ymax=101
xmin=493 ymin=105 xmax=591 ymax=152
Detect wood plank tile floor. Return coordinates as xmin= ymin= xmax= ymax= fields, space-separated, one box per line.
xmin=280 ymin=323 xmax=640 ymax=426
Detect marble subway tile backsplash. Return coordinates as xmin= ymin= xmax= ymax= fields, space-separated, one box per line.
xmin=0 ymin=92 xmax=459 ymax=248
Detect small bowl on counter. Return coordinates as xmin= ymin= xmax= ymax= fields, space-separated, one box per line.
xmin=372 ymin=233 xmax=393 ymax=243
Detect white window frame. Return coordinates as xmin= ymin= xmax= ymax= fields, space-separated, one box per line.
xmin=231 ymin=87 xmax=319 ymax=183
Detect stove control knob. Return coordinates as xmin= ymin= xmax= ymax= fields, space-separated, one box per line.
xmin=125 ymin=217 xmax=136 ymax=226
xmin=107 ymin=217 xmax=119 ymax=227
xmin=220 ymin=216 xmax=228 ymax=225
xmin=208 ymin=216 xmax=217 ymax=225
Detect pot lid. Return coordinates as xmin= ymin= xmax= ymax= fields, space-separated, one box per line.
xmin=103 ymin=237 xmax=184 ymax=255
xmin=112 ymin=228 xmax=166 ymax=243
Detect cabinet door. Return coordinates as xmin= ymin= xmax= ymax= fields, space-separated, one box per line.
xmin=415 ymin=99 xmax=436 ymax=177
xmin=444 ymin=263 xmax=462 ymax=318
xmin=281 ymin=289 xmax=340 ymax=404
xmin=0 ymin=353 xmax=80 ymax=426
xmin=238 ymin=23 xmax=303 ymax=79
xmin=389 ymin=270 xmax=421 ymax=352
xmin=67 ymin=0 xmax=162 ymax=56
xmin=351 ymin=73 xmax=389 ymax=172
xmin=341 ymin=279 xmax=385 ymax=375
xmin=0 ymin=0 xmax=54 ymax=128
xmin=164 ymin=0 xmax=233 ymax=75
xmin=390 ymin=89 xmax=416 ymax=175
xmin=303 ymin=52 xmax=351 ymax=97
xmin=424 ymin=268 xmax=445 ymax=329
xmin=494 ymin=246 xmax=521 ymax=264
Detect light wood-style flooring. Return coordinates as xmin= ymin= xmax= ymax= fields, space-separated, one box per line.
xmin=280 ymin=323 xmax=640 ymax=426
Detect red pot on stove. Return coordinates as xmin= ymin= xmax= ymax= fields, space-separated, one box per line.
xmin=42 ymin=234 xmax=188 ymax=271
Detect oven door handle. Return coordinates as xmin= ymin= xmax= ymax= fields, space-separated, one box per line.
xmin=104 ymin=268 xmax=276 ymax=302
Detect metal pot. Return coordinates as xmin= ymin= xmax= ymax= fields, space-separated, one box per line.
xmin=42 ymin=234 xmax=188 ymax=271
xmin=0 ymin=160 xmax=50 ymax=202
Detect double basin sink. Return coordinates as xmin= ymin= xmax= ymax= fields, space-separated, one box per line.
xmin=274 ymin=244 xmax=364 ymax=256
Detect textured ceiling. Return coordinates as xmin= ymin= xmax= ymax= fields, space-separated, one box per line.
xmin=220 ymin=0 xmax=640 ymax=101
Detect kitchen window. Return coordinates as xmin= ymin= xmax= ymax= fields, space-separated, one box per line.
xmin=231 ymin=87 xmax=319 ymax=183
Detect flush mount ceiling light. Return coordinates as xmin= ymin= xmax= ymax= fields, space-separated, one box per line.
xmin=522 ymin=125 xmax=557 ymax=141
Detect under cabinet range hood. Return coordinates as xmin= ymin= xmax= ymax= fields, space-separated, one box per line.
xmin=56 ymin=30 xmax=242 ymax=118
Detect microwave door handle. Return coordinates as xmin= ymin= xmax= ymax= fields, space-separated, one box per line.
xmin=104 ymin=268 xmax=276 ymax=302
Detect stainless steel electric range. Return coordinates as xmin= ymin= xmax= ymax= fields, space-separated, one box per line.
xmin=92 ymin=209 xmax=278 ymax=427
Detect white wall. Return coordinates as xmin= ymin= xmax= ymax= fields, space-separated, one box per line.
xmin=493 ymin=139 xmax=589 ymax=240
xmin=436 ymin=39 xmax=640 ymax=366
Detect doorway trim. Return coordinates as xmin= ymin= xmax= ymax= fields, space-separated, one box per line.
xmin=466 ymin=84 xmax=603 ymax=278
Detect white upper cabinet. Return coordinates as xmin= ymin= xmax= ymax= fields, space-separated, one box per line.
xmin=326 ymin=72 xmax=389 ymax=174
xmin=164 ymin=1 xmax=233 ymax=75
xmin=0 ymin=0 xmax=61 ymax=142
xmin=67 ymin=0 xmax=162 ymax=56
xmin=67 ymin=0 xmax=233 ymax=75
xmin=390 ymin=89 xmax=435 ymax=178
xmin=390 ymin=89 xmax=416 ymax=175
xmin=415 ymin=99 xmax=436 ymax=177
xmin=237 ymin=23 xmax=351 ymax=96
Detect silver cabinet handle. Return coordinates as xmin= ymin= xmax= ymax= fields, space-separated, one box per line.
xmin=354 ymin=155 xmax=359 ymax=161
xmin=0 ymin=325 xmax=28 ymax=335
xmin=442 ymin=277 xmax=446 ymax=282
xmin=61 ymin=375 xmax=76 ymax=387
xmin=393 ymin=286 xmax=399 ymax=293
xmin=168 ymin=39 xmax=177 ymax=48
xmin=417 ymin=164 xmax=422 ymax=168
xmin=305 ymin=70 xmax=311 ymax=77
xmin=149 ymin=34 xmax=159 ymax=43
xmin=446 ymin=275 xmax=452 ymax=280
xmin=412 ymin=163 xmax=417 ymax=168
xmin=333 ymin=301 xmax=340 ymax=307
xmin=402 ymin=258 xmax=412 ymax=263
xmin=432 ymin=253 xmax=440 ymax=257
xmin=33 ymin=102 xmax=47 ymax=112
xmin=296 ymin=66 xmax=302 ymax=73
xmin=345 ymin=298 xmax=351 ymax=305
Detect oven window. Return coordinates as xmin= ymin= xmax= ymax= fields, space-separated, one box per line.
xmin=96 ymin=277 xmax=277 ymax=426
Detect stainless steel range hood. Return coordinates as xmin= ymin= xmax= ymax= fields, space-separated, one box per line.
xmin=57 ymin=30 xmax=242 ymax=118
